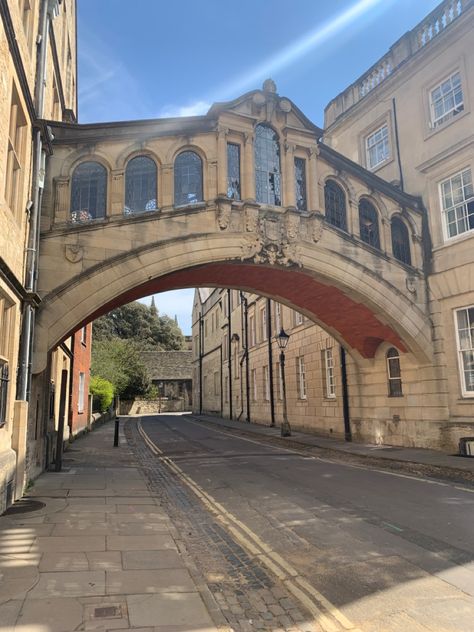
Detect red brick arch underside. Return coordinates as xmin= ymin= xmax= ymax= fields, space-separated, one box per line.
xmin=75 ymin=262 xmax=406 ymax=359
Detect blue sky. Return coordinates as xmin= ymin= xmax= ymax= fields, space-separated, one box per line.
xmin=78 ymin=0 xmax=441 ymax=333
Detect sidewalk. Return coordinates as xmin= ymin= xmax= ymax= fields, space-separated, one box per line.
xmin=0 ymin=420 xmax=218 ymax=632
xmin=187 ymin=413 xmax=474 ymax=479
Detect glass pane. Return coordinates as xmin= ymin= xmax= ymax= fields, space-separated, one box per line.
xmin=174 ymin=151 xmax=203 ymax=206
xmin=125 ymin=156 xmax=157 ymax=214
xmin=391 ymin=217 xmax=411 ymax=265
xmin=324 ymin=180 xmax=347 ymax=231
xmin=227 ymin=143 xmax=241 ymax=200
xmin=71 ymin=161 xmax=107 ymax=221
xmin=294 ymin=157 xmax=307 ymax=211
xmin=254 ymin=124 xmax=281 ymax=206
xmin=359 ymin=199 xmax=380 ymax=248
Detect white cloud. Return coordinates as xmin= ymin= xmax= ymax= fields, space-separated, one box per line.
xmin=157 ymin=100 xmax=211 ymax=118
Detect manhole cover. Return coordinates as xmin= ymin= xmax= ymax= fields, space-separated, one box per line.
xmin=2 ymin=499 xmax=46 ymax=515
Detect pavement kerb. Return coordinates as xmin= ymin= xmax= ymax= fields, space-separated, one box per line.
xmin=182 ymin=413 xmax=474 ymax=484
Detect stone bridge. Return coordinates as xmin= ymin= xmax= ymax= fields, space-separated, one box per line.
xmin=35 ymin=83 xmax=432 ymax=375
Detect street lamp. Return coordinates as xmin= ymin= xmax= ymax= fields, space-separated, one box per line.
xmin=276 ymin=328 xmax=291 ymax=437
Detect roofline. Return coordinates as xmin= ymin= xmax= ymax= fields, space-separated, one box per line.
xmin=318 ymin=143 xmax=422 ymax=211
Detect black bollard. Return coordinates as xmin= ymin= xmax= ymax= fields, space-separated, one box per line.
xmin=113 ymin=417 xmax=120 ymax=447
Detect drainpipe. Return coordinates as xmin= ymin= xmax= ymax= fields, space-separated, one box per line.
xmin=340 ymin=347 xmax=352 ymax=442
xmin=267 ymin=298 xmax=275 ymax=427
xmin=17 ymin=0 xmax=52 ymax=400
xmin=241 ymin=292 xmax=250 ymax=423
xmin=198 ymin=311 xmax=203 ymax=414
xmin=227 ymin=290 xmax=232 ymax=420
xmin=392 ymin=97 xmax=404 ymax=192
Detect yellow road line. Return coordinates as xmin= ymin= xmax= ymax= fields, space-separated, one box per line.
xmin=137 ymin=420 xmax=362 ymax=632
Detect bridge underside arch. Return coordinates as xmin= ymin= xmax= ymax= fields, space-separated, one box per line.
xmin=34 ymin=232 xmax=433 ymax=373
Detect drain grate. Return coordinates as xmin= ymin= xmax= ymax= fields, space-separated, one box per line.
xmin=2 ymin=499 xmax=46 ymax=515
xmin=93 ymin=605 xmax=122 ymax=619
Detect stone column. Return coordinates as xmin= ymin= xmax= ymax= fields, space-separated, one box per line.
xmin=161 ymin=163 xmax=173 ymax=208
xmin=217 ymin=128 xmax=228 ymax=196
xmin=53 ymin=177 xmax=70 ymax=224
xmin=110 ymin=170 xmax=124 ymax=216
xmin=242 ymin=132 xmax=255 ymax=200
xmin=283 ymin=142 xmax=295 ymax=208
xmin=308 ymin=148 xmax=319 ymax=212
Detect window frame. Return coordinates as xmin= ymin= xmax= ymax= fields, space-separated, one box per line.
xmin=124 ymin=155 xmax=158 ymax=215
xmin=439 ymin=168 xmax=474 ymax=241
xmin=429 ymin=70 xmax=464 ymax=129
xmin=322 ymin=348 xmax=336 ymax=399
xmin=365 ymin=123 xmax=390 ymax=170
xmin=251 ymin=368 xmax=258 ymax=401
xmin=227 ymin=142 xmax=241 ymax=200
xmin=260 ymin=305 xmax=267 ymax=342
xmin=391 ymin=216 xmax=412 ymax=266
xmin=324 ymin=179 xmax=347 ymax=232
xmin=359 ymin=198 xmax=381 ymax=249
xmin=454 ymin=306 xmax=474 ymax=398
xmin=386 ymin=348 xmax=403 ymax=397
xmin=296 ymin=356 xmax=307 ymax=400
xmin=174 ymin=150 xmax=203 ymax=207
xmin=254 ymin=124 xmax=282 ymax=206
xmin=263 ymin=365 xmax=270 ymax=401
xmin=78 ymin=371 xmax=85 ymax=413
xmin=70 ymin=161 xmax=108 ymax=222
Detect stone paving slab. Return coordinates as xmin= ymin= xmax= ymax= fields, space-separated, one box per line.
xmin=0 ymin=421 xmax=219 ymax=631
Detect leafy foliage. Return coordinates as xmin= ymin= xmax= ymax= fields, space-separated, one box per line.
xmin=91 ymin=338 xmax=149 ymax=399
xmin=89 ymin=375 xmax=114 ymax=412
xmin=93 ymin=301 xmax=185 ymax=350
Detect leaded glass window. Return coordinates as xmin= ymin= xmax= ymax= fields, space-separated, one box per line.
xmin=255 ymin=124 xmax=281 ymax=206
xmin=359 ymin=199 xmax=380 ymax=249
xmin=387 ymin=348 xmax=403 ymax=397
xmin=456 ymin=306 xmax=474 ymax=394
xmin=391 ymin=217 xmax=411 ymax=265
xmin=227 ymin=143 xmax=241 ymax=200
xmin=174 ymin=151 xmax=203 ymax=206
xmin=71 ymin=161 xmax=107 ymax=222
xmin=124 ymin=156 xmax=157 ymax=214
xmin=324 ymin=180 xmax=347 ymax=231
xmin=294 ymin=158 xmax=307 ymax=211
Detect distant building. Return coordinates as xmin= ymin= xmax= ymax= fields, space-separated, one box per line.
xmin=142 ymin=351 xmax=192 ymax=409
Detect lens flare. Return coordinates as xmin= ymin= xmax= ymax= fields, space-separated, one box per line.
xmin=217 ymin=0 xmax=390 ymax=100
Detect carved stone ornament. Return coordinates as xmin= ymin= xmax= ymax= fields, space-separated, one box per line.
xmin=216 ymin=197 xmax=232 ymax=230
xmin=406 ymin=276 xmax=417 ymax=294
xmin=263 ymin=214 xmax=281 ymax=242
xmin=240 ymin=236 xmax=301 ymax=267
xmin=285 ymin=211 xmax=300 ymax=241
xmin=65 ymin=244 xmax=84 ymax=263
xmin=245 ymin=205 xmax=260 ymax=233
xmin=312 ymin=213 xmax=324 ymax=242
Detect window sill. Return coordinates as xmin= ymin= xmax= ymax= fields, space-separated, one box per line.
xmin=423 ymin=108 xmax=469 ymax=141
xmin=434 ymin=229 xmax=474 ymax=250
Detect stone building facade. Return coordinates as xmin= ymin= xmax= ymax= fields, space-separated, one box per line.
xmin=0 ymin=0 xmax=77 ymax=510
xmin=192 ymin=0 xmax=474 ymax=451
xmin=324 ymin=0 xmax=474 ymax=448
xmin=192 ymin=289 xmax=348 ymax=438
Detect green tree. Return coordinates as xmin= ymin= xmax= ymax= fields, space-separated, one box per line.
xmin=89 ymin=376 xmax=114 ymax=412
xmin=93 ymin=301 xmax=185 ymax=350
xmin=91 ymin=338 xmax=149 ymax=399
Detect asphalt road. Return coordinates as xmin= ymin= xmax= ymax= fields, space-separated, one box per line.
xmin=140 ymin=413 xmax=474 ymax=632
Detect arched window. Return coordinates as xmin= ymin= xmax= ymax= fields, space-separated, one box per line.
xmin=71 ymin=161 xmax=107 ymax=222
xmin=391 ymin=216 xmax=411 ymax=265
xmin=124 ymin=156 xmax=157 ymax=214
xmin=255 ymin=124 xmax=281 ymax=206
xmin=324 ymin=180 xmax=347 ymax=231
xmin=359 ymin=199 xmax=380 ymax=249
xmin=386 ymin=348 xmax=403 ymax=396
xmin=174 ymin=151 xmax=203 ymax=206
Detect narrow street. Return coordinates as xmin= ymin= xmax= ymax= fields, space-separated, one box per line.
xmin=134 ymin=413 xmax=474 ymax=632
